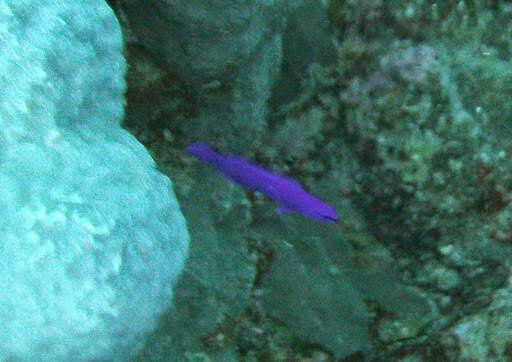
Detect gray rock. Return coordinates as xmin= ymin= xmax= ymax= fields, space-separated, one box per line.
xmin=119 ymin=0 xmax=293 ymax=84
xmin=117 ymin=0 xmax=333 ymax=153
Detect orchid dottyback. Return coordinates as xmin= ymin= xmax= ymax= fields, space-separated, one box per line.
xmin=185 ymin=142 xmax=338 ymax=224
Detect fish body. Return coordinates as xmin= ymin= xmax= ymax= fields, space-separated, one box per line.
xmin=186 ymin=142 xmax=338 ymax=224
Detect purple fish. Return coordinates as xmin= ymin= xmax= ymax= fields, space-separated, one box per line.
xmin=185 ymin=142 xmax=338 ymax=224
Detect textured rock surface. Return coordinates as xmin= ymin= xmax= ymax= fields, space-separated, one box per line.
xmin=117 ymin=0 xmax=333 ymax=155
xmin=0 ymin=1 xmax=189 ymax=360
xmin=440 ymin=275 xmax=512 ymax=361
xmin=119 ymin=0 xmax=295 ymax=84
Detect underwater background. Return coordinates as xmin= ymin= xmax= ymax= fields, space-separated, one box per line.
xmin=2 ymin=0 xmax=512 ymax=360
xmin=118 ymin=0 xmax=512 ymax=360
xmin=121 ymin=0 xmax=512 ymax=360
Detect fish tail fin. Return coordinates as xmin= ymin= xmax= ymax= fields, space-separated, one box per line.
xmin=185 ymin=142 xmax=222 ymax=167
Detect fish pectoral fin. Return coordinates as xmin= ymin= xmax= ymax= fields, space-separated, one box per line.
xmin=218 ymin=170 xmax=239 ymax=185
xmin=276 ymin=206 xmax=294 ymax=213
